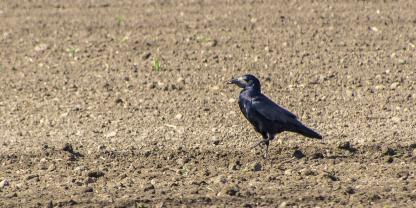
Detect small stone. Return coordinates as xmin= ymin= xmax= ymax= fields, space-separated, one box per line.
xmin=144 ymin=150 xmax=152 ymax=157
xmin=105 ymin=131 xmax=117 ymax=138
xmin=146 ymin=82 xmax=156 ymax=89
xmin=87 ymin=170 xmax=105 ymax=178
xmin=85 ymin=177 xmax=97 ymax=184
xmin=345 ymin=187 xmax=355 ymax=194
xmin=279 ymin=201 xmax=287 ymax=208
xmin=264 ymin=46 xmax=271 ymax=52
xmin=6 ymin=192 xmax=17 ymax=198
xmin=293 ymin=149 xmax=305 ymax=159
xmin=206 ymin=39 xmax=218 ymax=47
xmin=390 ymin=82 xmax=400 ymax=89
xmin=412 ymin=149 xmax=416 ymax=157
xmin=338 ymin=141 xmax=358 ymax=153
xmin=398 ymin=59 xmax=406 ymax=65
xmin=312 ymin=152 xmax=324 ymax=159
xmin=74 ymin=166 xmax=86 ymax=173
xmin=391 ymin=116 xmax=401 ymax=123
xmin=174 ymin=114 xmax=183 ymax=120
xmin=251 ymin=162 xmax=262 ymax=172
xmin=386 ymin=157 xmax=394 ymax=163
xmin=300 ymin=168 xmax=316 ymax=176
xmin=228 ymin=98 xmax=236 ymax=103
xmin=62 ymin=143 xmax=74 ymax=153
xmin=115 ymin=98 xmax=123 ymax=104
xmin=383 ymin=147 xmax=396 ymax=156
xmin=177 ymin=77 xmax=185 ymax=84
xmin=34 ymin=43 xmax=48 ymax=52
xmin=48 ymin=164 xmax=56 ymax=171
xmin=142 ymin=52 xmax=151 ymax=60
xmin=211 ymin=136 xmax=221 ymax=145
xmin=0 ymin=179 xmax=10 ymax=189
xmin=323 ymin=172 xmax=339 ymax=181
xmin=375 ymin=85 xmax=385 ymax=90
xmin=284 ymin=169 xmax=292 ymax=175
xmin=143 ymin=184 xmax=155 ymax=192
xmin=224 ymin=185 xmax=239 ymax=196
xmin=83 ymin=187 xmax=93 ymax=193
xmin=211 ymin=85 xmax=220 ymax=91
xmin=26 ymin=174 xmax=39 ymax=181
xmin=229 ymin=160 xmax=242 ymax=171
xmin=346 ymin=89 xmax=355 ymax=97
xmin=46 ymin=201 xmax=53 ymax=208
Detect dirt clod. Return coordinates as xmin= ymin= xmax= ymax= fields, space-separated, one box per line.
xmin=87 ymin=171 xmax=105 ymax=178
xmin=223 ymin=185 xmax=239 ymax=196
xmin=0 ymin=179 xmax=10 ymax=189
xmin=293 ymin=150 xmax=305 ymax=159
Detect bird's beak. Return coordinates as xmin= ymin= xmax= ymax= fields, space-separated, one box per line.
xmin=227 ymin=78 xmax=238 ymax=85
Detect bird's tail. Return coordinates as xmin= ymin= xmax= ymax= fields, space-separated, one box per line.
xmin=289 ymin=120 xmax=322 ymax=139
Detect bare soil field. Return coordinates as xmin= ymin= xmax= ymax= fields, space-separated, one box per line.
xmin=1 ymin=0 xmax=416 ymax=207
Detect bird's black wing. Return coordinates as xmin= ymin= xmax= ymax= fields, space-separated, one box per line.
xmin=252 ymin=95 xmax=297 ymax=124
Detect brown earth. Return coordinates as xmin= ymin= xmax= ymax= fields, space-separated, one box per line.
xmin=1 ymin=0 xmax=416 ymax=207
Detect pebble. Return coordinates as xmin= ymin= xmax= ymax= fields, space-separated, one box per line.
xmin=26 ymin=174 xmax=39 ymax=181
xmin=174 ymin=114 xmax=183 ymax=120
xmin=374 ymin=85 xmax=385 ymax=90
xmin=222 ymin=185 xmax=239 ymax=196
xmin=34 ymin=43 xmax=48 ymax=52
xmin=301 ymin=169 xmax=316 ymax=176
xmin=390 ymin=82 xmax=400 ymax=89
xmin=293 ymin=149 xmax=305 ymax=159
xmin=383 ymin=147 xmax=396 ymax=156
xmin=346 ymin=89 xmax=355 ymax=97
xmin=83 ymin=187 xmax=94 ymax=193
xmin=62 ymin=143 xmax=74 ymax=153
xmin=0 ymin=179 xmax=10 ymax=189
xmin=312 ymin=152 xmax=324 ymax=159
xmin=229 ymin=160 xmax=242 ymax=171
xmin=74 ymin=166 xmax=86 ymax=173
xmin=141 ymin=52 xmax=151 ymax=60
xmin=142 ymin=184 xmax=155 ymax=192
xmin=251 ymin=162 xmax=262 ymax=172
xmin=105 ymin=131 xmax=117 ymax=138
xmin=345 ymin=187 xmax=355 ymax=194
xmin=284 ymin=169 xmax=292 ymax=176
xmin=146 ymin=82 xmax=156 ymax=89
xmin=391 ymin=116 xmax=401 ymax=123
xmin=212 ymin=175 xmax=227 ymax=184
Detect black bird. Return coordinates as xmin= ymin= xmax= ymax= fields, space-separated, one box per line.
xmin=228 ymin=74 xmax=322 ymax=158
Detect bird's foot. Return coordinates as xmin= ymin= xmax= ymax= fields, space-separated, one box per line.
xmin=263 ymin=151 xmax=269 ymax=160
xmin=251 ymin=139 xmax=269 ymax=150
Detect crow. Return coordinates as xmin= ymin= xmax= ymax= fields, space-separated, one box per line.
xmin=228 ymin=74 xmax=322 ymax=158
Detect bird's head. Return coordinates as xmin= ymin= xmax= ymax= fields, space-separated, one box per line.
xmin=228 ymin=74 xmax=261 ymax=91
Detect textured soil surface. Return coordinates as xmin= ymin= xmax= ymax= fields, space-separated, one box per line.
xmin=1 ymin=0 xmax=416 ymax=207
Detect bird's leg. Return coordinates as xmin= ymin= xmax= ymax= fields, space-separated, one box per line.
xmin=251 ymin=135 xmax=269 ymax=150
xmin=251 ymin=140 xmax=266 ymax=149
xmin=263 ymin=134 xmax=274 ymax=159
xmin=263 ymin=140 xmax=270 ymax=159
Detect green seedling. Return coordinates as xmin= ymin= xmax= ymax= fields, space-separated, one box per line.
xmin=152 ymin=58 xmax=161 ymax=71
xmin=67 ymin=47 xmax=78 ymax=58
xmin=115 ymin=15 xmax=124 ymax=26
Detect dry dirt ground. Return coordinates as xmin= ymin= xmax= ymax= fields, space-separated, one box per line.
xmin=1 ymin=0 xmax=416 ymax=207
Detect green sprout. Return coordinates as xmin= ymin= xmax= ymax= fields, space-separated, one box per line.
xmin=115 ymin=15 xmax=124 ymax=26
xmin=67 ymin=47 xmax=78 ymax=58
xmin=152 ymin=58 xmax=161 ymax=71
